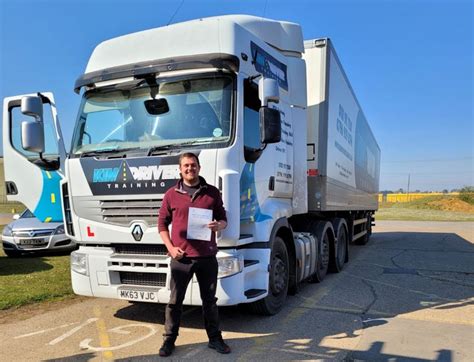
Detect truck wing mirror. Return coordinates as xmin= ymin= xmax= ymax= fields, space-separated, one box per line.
xmin=21 ymin=121 xmax=45 ymax=153
xmin=21 ymin=96 xmax=43 ymax=120
xmin=20 ymin=96 xmax=45 ymax=153
xmin=259 ymin=107 xmax=281 ymax=144
xmin=259 ymin=78 xmax=280 ymax=106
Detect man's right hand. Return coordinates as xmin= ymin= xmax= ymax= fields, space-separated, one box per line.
xmin=168 ymin=246 xmax=185 ymax=260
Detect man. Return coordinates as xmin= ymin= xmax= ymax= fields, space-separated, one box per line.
xmin=158 ymin=152 xmax=231 ymax=357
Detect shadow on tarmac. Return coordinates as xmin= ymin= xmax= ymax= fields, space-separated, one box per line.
xmin=106 ymin=229 xmax=473 ymax=360
xmin=44 ymin=353 xmax=96 ymax=362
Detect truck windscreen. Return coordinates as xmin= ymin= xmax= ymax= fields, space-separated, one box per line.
xmin=70 ymin=74 xmax=234 ymax=157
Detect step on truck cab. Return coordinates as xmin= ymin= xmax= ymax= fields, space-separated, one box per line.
xmin=2 ymin=15 xmax=380 ymax=315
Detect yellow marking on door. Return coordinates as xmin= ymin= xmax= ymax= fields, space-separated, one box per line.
xmin=51 ymin=193 xmax=56 ymax=203
xmin=46 ymin=171 xmax=52 ymax=179
xmin=44 ymin=217 xmax=52 ymax=223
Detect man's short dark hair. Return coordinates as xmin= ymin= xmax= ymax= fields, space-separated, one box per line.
xmin=179 ymin=152 xmax=200 ymax=166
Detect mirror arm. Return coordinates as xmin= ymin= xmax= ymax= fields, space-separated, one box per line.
xmin=37 ymin=151 xmax=57 ymax=169
xmin=246 ymin=74 xmax=262 ymax=83
xmin=136 ymin=73 xmax=160 ymax=99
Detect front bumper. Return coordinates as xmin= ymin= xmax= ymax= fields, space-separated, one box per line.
xmin=1 ymin=234 xmax=76 ymax=253
xmin=71 ymin=245 xmax=270 ymax=306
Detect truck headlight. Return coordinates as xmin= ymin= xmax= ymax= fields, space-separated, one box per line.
xmin=217 ymin=254 xmax=243 ymax=278
xmin=71 ymin=251 xmax=88 ymax=276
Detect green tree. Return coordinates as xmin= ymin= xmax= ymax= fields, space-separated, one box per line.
xmin=458 ymin=186 xmax=474 ymax=205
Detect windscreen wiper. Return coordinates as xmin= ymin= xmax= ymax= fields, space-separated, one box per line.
xmin=147 ymin=140 xmax=203 ymax=156
xmin=79 ymin=147 xmax=140 ymax=158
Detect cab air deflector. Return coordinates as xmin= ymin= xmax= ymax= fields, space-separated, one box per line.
xmin=74 ymin=53 xmax=240 ymax=93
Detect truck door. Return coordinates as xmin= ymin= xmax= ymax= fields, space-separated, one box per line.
xmin=2 ymin=92 xmax=66 ymax=222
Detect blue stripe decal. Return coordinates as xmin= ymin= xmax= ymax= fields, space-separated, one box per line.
xmin=33 ymin=170 xmax=63 ymax=222
xmin=240 ymin=163 xmax=271 ymax=223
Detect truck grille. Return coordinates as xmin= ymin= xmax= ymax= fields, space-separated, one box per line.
xmin=119 ymin=271 xmax=166 ymax=287
xmin=100 ymin=199 xmax=162 ymax=226
xmin=114 ymin=244 xmax=168 ymax=255
xmin=13 ymin=230 xmax=54 ymax=237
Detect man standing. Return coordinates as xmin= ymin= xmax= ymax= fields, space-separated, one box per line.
xmin=158 ymin=152 xmax=231 ymax=357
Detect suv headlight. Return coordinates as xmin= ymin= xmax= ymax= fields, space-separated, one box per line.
xmin=71 ymin=251 xmax=88 ymax=276
xmin=54 ymin=224 xmax=65 ymax=235
xmin=2 ymin=225 xmax=13 ymax=237
xmin=217 ymin=254 xmax=243 ymax=278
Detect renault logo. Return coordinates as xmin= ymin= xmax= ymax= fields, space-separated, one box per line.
xmin=131 ymin=225 xmax=143 ymax=241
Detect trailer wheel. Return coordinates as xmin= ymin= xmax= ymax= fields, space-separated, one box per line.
xmin=308 ymin=221 xmax=331 ymax=283
xmin=250 ymin=237 xmax=289 ymax=315
xmin=355 ymin=212 xmax=372 ymax=245
xmin=329 ymin=219 xmax=348 ymax=273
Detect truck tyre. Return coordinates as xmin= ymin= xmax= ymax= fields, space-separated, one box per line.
xmin=250 ymin=236 xmax=289 ymax=315
xmin=308 ymin=221 xmax=331 ymax=283
xmin=329 ymin=219 xmax=348 ymax=273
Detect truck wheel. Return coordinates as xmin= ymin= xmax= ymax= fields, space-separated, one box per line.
xmin=308 ymin=221 xmax=331 ymax=283
xmin=329 ymin=219 xmax=348 ymax=273
xmin=250 ymin=237 xmax=289 ymax=315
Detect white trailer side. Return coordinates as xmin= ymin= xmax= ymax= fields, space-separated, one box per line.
xmin=304 ymin=38 xmax=380 ymax=212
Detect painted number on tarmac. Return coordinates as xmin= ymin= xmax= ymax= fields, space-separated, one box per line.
xmin=15 ymin=318 xmax=157 ymax=351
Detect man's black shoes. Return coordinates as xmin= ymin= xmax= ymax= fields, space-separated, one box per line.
xmin=208 ymin=338 xmax=231 ymax=354
xmin=160 ymin=337 xmax=230 ymax=356
xmin=159 ymin=339 xmax=175 ymax=357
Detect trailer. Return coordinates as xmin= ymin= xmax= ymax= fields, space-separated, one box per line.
xmin=2 ymin=15 xmax=380 ymax=315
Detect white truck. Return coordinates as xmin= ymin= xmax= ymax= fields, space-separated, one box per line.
xmin=2 ymin=15 xmax=380 ymax=315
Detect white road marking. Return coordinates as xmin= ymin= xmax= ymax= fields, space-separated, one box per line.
xmin=15 ymin=322 xmax=79 ymax=339
xmin=48 ymin=318 xmax=98 ymax=345
xmin=79 ymin=323 xmax=157 ymax=351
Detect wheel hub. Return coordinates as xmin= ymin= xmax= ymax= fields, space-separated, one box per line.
xmin=271 ymin=257 xmax=286 ymax=294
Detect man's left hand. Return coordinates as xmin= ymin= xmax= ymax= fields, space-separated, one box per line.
xmin=208 ymin=220 xmax=227 ymax=232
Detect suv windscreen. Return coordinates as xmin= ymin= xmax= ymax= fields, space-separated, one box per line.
xmin=21 ymin=209 xmax=34 ymax=218
xmin=70 ymin=74 xmax=234 ymax=156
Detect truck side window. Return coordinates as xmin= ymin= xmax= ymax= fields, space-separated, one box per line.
xmin=243 ymin=80 xmax=262 ymax=162
xmin=10 ymin=104 xmax=59 ymax=161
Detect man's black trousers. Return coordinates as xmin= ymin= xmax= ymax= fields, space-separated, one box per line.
xmin=164 ymin=256 xmax=222 ymax=341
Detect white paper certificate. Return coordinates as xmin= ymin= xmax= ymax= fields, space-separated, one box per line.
xmin=187 ymin=207 xmax=212 ymax=241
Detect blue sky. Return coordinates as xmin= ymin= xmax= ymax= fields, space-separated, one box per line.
xmin=0 ymin=0 xmax=472 ymax=191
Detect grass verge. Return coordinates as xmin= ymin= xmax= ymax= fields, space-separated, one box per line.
xmin=375 ymin=207 xmax=474 ymax=221
xmin=0 ymin=236 xmax=76 ymax=310
xmin=377 ymin=195 xmax=474 ymax=221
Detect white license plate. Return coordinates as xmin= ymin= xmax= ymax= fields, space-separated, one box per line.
xmin=118 ymin=288 xmax=159 ymax=302
xmin=19 ymin=238 xmax=45 ymax=245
